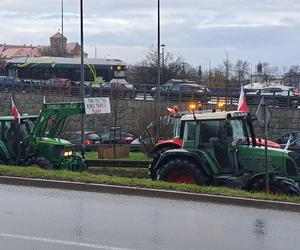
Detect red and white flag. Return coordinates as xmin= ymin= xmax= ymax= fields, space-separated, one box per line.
xmin=11 ymin=97 xmax=21 ymax=123
xmin=237 ymin=85 xmax=249 ymax=112
xmin=167 ymin=107 xmax=177 ymax=114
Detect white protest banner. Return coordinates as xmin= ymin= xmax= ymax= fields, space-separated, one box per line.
xmin=84 ymin=97 xmax=111 ymax=114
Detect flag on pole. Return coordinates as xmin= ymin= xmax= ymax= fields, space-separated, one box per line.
xmin=11 ymin=97 xmax=21 ymax=123
xmin=284 ymin=134 xmax=293 ymax=150
xmin=255 ymin=97 xmax=271 ymax=128
xmin=167 ymin=107 xmax=177 ymax=114
xmin=237 ymin=85 xmax=249 ymax=112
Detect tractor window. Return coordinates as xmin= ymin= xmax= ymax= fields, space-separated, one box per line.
xmin=172 ymin=117 xmax=181 ymax=138
xmin=231 ymin=119 xmax=247 ymax=144
xmin=183 ymin=121 xmax=197 ymax=147
xmin=200 ymin=120 xmax=222 ymax=144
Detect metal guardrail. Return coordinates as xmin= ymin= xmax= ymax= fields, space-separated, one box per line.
xmin=1 ymin=81 xmax=300 ymax=108
xmin=85 ymin=159 xmax=150 ymax=168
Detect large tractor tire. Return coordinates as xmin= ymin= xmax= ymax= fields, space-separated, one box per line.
xmin=157 ymin=158 xmax=210 ymax=185
xmin=249 ymin=176 xmax=300 ymax=196
xmin=26 ymin=156 xmax=53 ymax=170
xmin=149 ymin=145 xmax=180 ymax=180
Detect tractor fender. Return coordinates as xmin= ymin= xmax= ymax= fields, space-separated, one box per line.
xmin=244 ymin=172 xmax=299 ymax=191
xmin=150 ymin=139 xmax=182 ymax=155
xmin=154 ymin=149 xmax=212 ymax=178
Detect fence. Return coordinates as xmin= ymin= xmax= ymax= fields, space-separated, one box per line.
xmin=1 ymin=81 xmax=300 ymax=108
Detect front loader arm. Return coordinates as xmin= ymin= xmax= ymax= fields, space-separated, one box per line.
xmin=27 ymin=102 xmax=85 ymax=144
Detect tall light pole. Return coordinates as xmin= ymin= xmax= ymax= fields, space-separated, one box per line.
xmin=161 ymin=44 xmax=165 ymax=84
xmin=156 ymin=0 xmax=161 ymax=138
xmin=61 ymin=0 xmax=64 ymax=54
xmin=80 ymin=0 xmax=85 ymax=156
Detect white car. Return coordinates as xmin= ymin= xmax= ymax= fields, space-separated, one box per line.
xmin=247 ymin=86 xmax=299 ymax=97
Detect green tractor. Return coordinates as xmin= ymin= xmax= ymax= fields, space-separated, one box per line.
xmin=150 ymin=111 xmax=300 ymax=195
xmin=0 ymin=102 xmax=86 ymax=171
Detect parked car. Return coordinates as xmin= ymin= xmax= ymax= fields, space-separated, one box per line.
xmin=97 ymin=79 xmax=136 ymax=99
xmin=151 ymin=79 xmax=198 ymax=91
xmin=161 ymin=83 xmax=210 ymax=101
xmin=100 ymin=131 xmax=135 ymax=144
xmin=0 ymin=76 xmax=24 ymax=91
xmin=247 ymin=86 xmax=299 ymax=97
xmin=129 ymin=138 xmax=144 ymax=152
xmin=62 ymin=131 xmax=102 ymax=145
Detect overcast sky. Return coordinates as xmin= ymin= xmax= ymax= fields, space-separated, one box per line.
xmin=1 ymin=0 xmax=300 ymax=70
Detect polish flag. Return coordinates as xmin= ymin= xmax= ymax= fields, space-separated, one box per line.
xmin=237 ymin=85 xmax=249 ymax=112
xmin=11 ymin=97 xmax=21 ymax=123
xmin=167 ymin=107 xmax=177 ymax=114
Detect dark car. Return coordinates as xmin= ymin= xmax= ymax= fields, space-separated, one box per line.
xmin=160 ymin=83 xmax=210 ymax=102
xmin=0 ymin=76 xmax=24 ymax=91
xmin=62 ymin=131 xmax=102 ymax=145
xmin=100 ymin=131 xmax=135 ymax=144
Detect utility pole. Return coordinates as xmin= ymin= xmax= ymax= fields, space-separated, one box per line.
xmin=209 ymin=59 xmax=212 ymax=88
xmin=61 ymin=0 xmax=64 ymax=55
xmin=156 ymin=0 xmax=161 ymax=139
xmin=80 ymin=0 xmax=85 ymax=157
xmin=161 ymin=44 xmax=165 ymax=84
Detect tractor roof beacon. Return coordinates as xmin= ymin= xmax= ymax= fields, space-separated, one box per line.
xmin=152 ymin=111 xmax=300 ymax=195
xmin=0 ymin=102 xmax=86 ymax=171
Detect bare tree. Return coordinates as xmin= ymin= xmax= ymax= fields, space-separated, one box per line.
xmin=41 ymin=45 xmax=71 ymax=58
xmin=127 ymin=46 xmax=199 ymax=86
xmin=234 ymin=59 xmax=250 ymax=84
xmin=130 ymin=102 xmax=173 ymax=154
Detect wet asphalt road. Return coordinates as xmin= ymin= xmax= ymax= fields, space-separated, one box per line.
xmin=0 ymin=184 xmax=299 ymax=250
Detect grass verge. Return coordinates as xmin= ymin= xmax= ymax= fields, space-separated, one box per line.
xmin=84 ymin=152 xmax=149 ymax=160
xmin=0 ymin=165 xmax=300 ymax=203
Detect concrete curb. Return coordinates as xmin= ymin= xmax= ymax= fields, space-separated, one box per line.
xmin=0 ymin=175 xmax=299 ymax=213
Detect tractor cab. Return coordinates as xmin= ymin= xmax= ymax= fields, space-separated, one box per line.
xmin=181 ymin=111 xmax=254 ymax=175
xmin=0 ymin=115 xmax=38 ymax=164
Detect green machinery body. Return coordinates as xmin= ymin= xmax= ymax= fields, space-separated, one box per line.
xmin=0 ymin=102 xmax=86 ymax=171
xmin=153 ymin=111 xmax=300 ymax=193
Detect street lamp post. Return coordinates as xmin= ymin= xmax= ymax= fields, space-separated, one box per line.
xmin=156 ymin=0 xmax=161 ymax=138
xmin=61 ymin=0 xmax=64 ymax=54
xmin=80 ymin=0 xmax=85 ymax=156
xmin=161 ymin=44 xmax=165 ymax=84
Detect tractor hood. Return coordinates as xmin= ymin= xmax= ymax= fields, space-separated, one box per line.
xmin=40 ymin=137 xmax=72 ymax=145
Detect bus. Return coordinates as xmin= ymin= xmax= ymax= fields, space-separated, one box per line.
xmin=6 ymin=57 xmax=127 ymax=83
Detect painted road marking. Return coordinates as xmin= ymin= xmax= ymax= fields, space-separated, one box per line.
xmin=0 ymin=233 xmax=135 ymax=250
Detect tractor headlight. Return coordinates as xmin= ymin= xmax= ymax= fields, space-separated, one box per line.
xmin=63 ymin=151 xmax=73 ymax=157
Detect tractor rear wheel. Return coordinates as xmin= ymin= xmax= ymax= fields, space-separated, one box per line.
xmin=149 ymin=146 xmax=180 ymax=180
xmin=157 ymin=158 xmax=210 ymax=185
xmin=26 ymin=156 xmax=53 ymax=170
xmin=249 ymin=176 xmax=300 ymax=196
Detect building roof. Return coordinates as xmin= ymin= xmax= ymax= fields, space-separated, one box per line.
xmin=7 ymin=56 xmax=126 ymax=66
xmin=50 ymin=32 xmax=66 ymax=39
xmin=0 ymin=44 xmax=41 ymax=59
xmin=66 ymin=42 xmax=79 ymax=51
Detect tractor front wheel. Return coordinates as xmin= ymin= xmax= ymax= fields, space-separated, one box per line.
xmin=249 ymin=177 xmax=300 ymax=196
xmin=157 ymin=158 xmax=210 ymax=185
xmin=26 ymin=156 xmax=53 ymax=170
